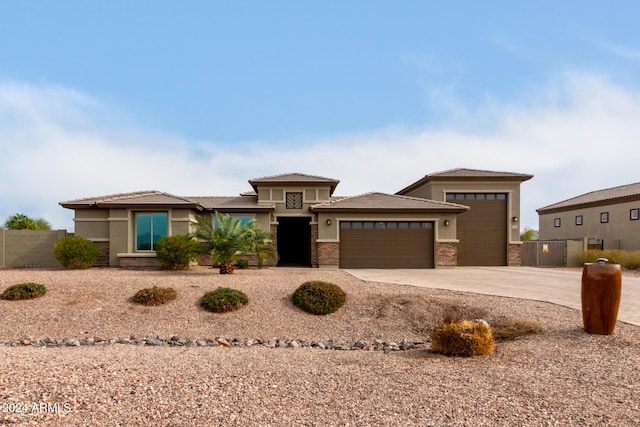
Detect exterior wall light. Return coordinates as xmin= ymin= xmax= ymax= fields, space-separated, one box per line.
xmin=326 ymin=219 xmax=332 ymax=226
xmin=443 ymin=219 xmax=450 ymax=226
xmin=512 ymin=216 xmax=519 ymax=223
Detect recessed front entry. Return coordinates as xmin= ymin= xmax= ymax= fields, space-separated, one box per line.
xmin=277 ymin=217 xmax=311 ymax=266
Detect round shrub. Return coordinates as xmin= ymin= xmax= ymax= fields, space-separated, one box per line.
xmin=431 ymin=319 xmax=495 ymax=357
xmin=132 ymin=286 xmax=177 ymax=306
xmin=155 ymin=235 xmax=200 ymax=270
xmin=291 ymin=281 xmax=346 ymax=315
xmin=200 ymin=287 xmax=249 ymax=313
xmin=54 ymin=236 xmax=99 ymax=269
xmin=2 ymin=283 xmax=47 ymax=300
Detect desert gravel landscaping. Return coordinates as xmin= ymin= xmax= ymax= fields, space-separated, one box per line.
xmin=1 ymin=266 xmax=639 ymax=426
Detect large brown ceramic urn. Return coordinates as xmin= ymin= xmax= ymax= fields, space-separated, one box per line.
xmin=581 ymin=259 xmax=622 ymax=335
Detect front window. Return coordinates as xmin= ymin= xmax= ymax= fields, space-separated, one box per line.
xmin=575 ymin=215 xmax=583 ymax=226
xmin=215 ymin=215 xmax=254 ymax=227
xmin=554 ymin=218 xmax=561 ymax=228
xmin=136 ymin=212 xmax=168 ymax=251
xmin=600 ymin=212 xmax=609 ymax=223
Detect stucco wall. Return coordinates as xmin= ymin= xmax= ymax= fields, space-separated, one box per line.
xmin=539 ymin=200 xmax=640 ymax=250
xmin=0 ymin=229 xmax=67 ymax=268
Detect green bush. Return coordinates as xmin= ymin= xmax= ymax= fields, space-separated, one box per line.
xmin=132 ymin=286 xmax=177 ymax=306
xmin=431 ymin=319 xmax=495 ymax=357
xmin=235 ymin=258 xmax=249 ymax=269
xmin=155 ymin=235 xmax=200 ymax=270
xmin=2 ymin=283 xmax=47 ymax=300
xmin=200 ymin=287 xmax=249 ymax=313
xmin=54 ymin=236 xmax=99 ymax=269
xmin=291 ymin=281 xmax=346 ymax=315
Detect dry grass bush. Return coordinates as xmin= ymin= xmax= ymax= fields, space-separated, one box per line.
xmin=441 ymin=303 xmax=488 ymax=323
xmin=577 ymin=249 xmax=640 ymax=270
xmin=491 ymin=318 xmax=545 ymax=341
xmin=373 ymin=297 xmax=490 ymax=336
xmin=2 ymin=282 xmax=47 ymax=300
xmin=431 ymin=319 xmax=495 ymax=357
xmin=132 ymin=286 xmax=177 ymax=306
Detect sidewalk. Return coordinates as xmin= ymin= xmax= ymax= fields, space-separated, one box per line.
xmin=345 ymin=266 xmax=640 ymax=326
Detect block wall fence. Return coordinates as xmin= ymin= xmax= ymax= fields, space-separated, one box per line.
xmin=0 ymin=229 xmax=67 ymax=268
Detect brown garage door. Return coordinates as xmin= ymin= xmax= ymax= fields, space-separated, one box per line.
xmin=448 ymin=193 xmax=507 ymax=266
xmin=339 ymin=221 xmax=434 ymax=268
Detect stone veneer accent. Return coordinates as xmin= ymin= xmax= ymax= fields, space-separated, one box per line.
xmin=311 ymin=224 xmax=318 ymax=267
xmin=435 ymin=241 xmax=457 ymax=267
xmin=317 ymin=242 xmax=339 ymax=267
xmin=508 ymin=243 xmax=523 ymax=266
xmin=118 ymin=256 xmax=162 ymax=269
xmin=94 ymin=242 xmax=110 ymax=267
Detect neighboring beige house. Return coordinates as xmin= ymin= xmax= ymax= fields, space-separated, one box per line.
xmin=537 ymin=182 xmax=640 ymax=251
xmin=60 ymin=169 xmax=532 ymax=269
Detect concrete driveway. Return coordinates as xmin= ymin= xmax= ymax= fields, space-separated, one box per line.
xmin=345 ymin=266 xmax=640 ymax=326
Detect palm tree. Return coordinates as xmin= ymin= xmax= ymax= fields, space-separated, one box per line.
xmin=192 ymin=212 xmax=254 ymax=274
xmin=247 ymin=226 xmax=278 ymax=268
xmin=2 ymin=214 xmax=51 ymax=230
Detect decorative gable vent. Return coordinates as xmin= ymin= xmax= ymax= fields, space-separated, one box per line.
xmin=286 ymin=192 xmax=303 ymax=209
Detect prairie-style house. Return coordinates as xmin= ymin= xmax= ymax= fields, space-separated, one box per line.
xmin=60 ymin=168 xmax=532 ymax=268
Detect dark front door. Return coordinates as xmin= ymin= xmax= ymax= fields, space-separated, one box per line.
xmin=277 ymin=217 xmax=311 ymax=266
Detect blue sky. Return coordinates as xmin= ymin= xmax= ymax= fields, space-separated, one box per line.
xmin=1 ymin=1 xmax=640 ymax=231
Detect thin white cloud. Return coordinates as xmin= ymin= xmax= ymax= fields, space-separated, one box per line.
xmin=595 ymin=41 xmax=640 ymax=60
xmin=1 ymin=72 xmax=640 ymax=232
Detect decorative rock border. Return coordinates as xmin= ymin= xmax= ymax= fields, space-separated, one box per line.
xmin=0 ymin=336 xmax=428 ymax=352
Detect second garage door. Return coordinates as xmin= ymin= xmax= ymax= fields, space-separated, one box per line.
xmin=339 ymin=221 xmax=434 ymax=268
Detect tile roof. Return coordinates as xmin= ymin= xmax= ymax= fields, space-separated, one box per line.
xmin=428 ymin=168 xmax=533 ymax=179
xmin=249 ymin=172 xmax=340 ymax=194
xmin=397 ymin=168 xmax=533 ymax=195
xmin=537 ymin=182 xmax=640 ymax=214
xmin=311 ymin=192 xmax=469 ymax=212
xmin=59 ymin=191 xmax=202 ymax=209
xmin=188 ymin=195 xmax=273 ymax=211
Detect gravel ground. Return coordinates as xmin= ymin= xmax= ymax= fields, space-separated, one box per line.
xmin=1 ymin=267 xmax=639 ymax=426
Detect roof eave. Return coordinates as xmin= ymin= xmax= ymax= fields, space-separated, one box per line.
xmin=311 ymin=206 xmax=469 ymax=214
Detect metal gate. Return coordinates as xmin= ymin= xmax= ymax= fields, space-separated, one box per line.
xmin=522 ymin=241 xmax=566 ymax=267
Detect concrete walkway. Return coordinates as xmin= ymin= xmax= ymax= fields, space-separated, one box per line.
xmin=345 ymin=266 xmax=640 ymax=326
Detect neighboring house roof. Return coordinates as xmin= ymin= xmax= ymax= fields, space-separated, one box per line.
xmin=537 ymin=182 xmax=640 ymax=214
xmin=59 ymin=191 xmax=204 ymax=210
xmin=248 ymin=172 xmax=340 ymax=195
xmin=397 ymin=168 xmax=533 ymax=195
xmin=311 ymin=192 xmax=470 ymax=213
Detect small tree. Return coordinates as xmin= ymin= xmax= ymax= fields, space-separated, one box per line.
xmin=192 ymin=212 xmax=253 ymax=274
xmin=191 ymin=212 xmax=277 ymax=273
xmin=520 ymin=227 xmax=537 ymax=241
xmin=247 ymin=226 xmax=278 ymax=268
xmin=3 ymin=213 xmax=52 ymax=230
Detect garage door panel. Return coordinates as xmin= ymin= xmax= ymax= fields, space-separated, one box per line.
xmin=454 ymin=194 xmax=507 ymax=266
xmin=339 ymin=222 xmax=434 ymax=268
